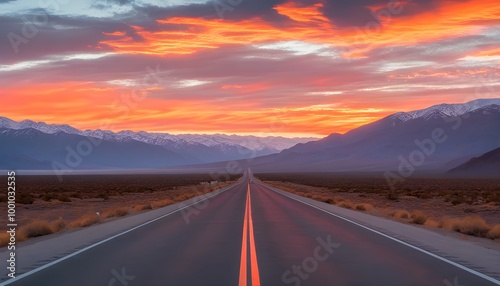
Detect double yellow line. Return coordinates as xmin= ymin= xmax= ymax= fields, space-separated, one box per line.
xmin=238 ymin=183 xmax=261 ymax=286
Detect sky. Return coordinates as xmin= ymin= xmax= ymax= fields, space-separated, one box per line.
xmin=0 ymin=0 xmax=499 ymax=138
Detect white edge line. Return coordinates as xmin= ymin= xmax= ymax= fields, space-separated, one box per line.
xmin=0 ymin=182 xmax=238 ymax=285
xmin=260 ymin=181 xmax=500 ymax=285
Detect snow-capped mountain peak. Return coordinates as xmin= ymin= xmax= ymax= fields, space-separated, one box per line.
xmin=0 ymin=118 xmax=81 ymax=135
xmin=391 ymin=98 xmax=500 ymax=122
xmin=0 ymin=116 xmax=316 ymax=153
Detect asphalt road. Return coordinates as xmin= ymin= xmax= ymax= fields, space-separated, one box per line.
xmin=2 ymin=171 xmax=499 ymax=286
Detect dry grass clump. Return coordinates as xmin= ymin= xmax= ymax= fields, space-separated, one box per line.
xmin=133 ymin=203 xmax=152 ymax=212
xmin=0 ymin=230 xmax=27 ymax=246
xmin=424 ymin=218 xmax=439 ymax=228
xmin=391 ymin=209 xmax=410 ymax=220
xmin=333 ymin=196 xmax=344 ymax=204
xmin=102 ymin=207 xmax=129 ymax=218
xmin=68 ymin=214 xmax=101 ymax=228
xmin=18 ymin=221 xmax=52 ymax=238
xmin=49 ymin=218 xmax=66 ymax=232
xmin=312 ymin=195 xmax=334 ymax=204
xmin=151 ymin=199 xmax=174 ymax=209
xmin=338 ymin=200 xmax=354 ymax=209
xmin=0 ymin=219 xmax=66 ymax=246
xmin=487 ymin=225 xmax=500 ymax=240
xmin=410 ymin=211 xmax=428 ymax=225
xmin=440 ymin=216 xmax=491 ymax=237
xmin=132 ymin=203 xmax=153 ymax=212
xmin=355 ymin=203 xmax=373 ymax=212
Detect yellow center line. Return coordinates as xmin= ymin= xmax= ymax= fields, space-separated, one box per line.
xmin=248 ymin=184 xmax=261 ymax=286
xmin=238 ymin=189 xmax=249 ymax=286
xmin=238 ymin=182 xmax=261 ymax=286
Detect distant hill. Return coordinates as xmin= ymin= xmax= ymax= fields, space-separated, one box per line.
xmin=0 ymin=117 xmax=314 ymax=170
xmin=246 ymin=99 xmax=500 ymax=174
xmin=448 ymin=147 xmax=500 ymax=177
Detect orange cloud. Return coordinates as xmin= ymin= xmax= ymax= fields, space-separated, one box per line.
xmin=274 ymin=2 xmax=329 ymax=23
xmin=0 ymin=80 xmax=396 ymax=136
xmin=4 ymin=0 xmax=499 ymax=138
xmin=100 ymin=0 xmax=500 ymax=58
xmin=473 ymin=47 xmax=500 ymax=57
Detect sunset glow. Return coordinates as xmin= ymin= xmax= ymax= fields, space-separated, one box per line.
xmin=1 ymin=0 xmax=499 ymax=137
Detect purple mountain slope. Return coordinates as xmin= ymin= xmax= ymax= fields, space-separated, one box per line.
xmin=246 ymin=99 xmax=500 ymax=174
xmin=448 ymin=147 xmax=500 ymax=177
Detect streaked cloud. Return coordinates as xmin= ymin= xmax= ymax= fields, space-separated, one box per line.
xmin=0 ymin=0 xmax=499 ymax=137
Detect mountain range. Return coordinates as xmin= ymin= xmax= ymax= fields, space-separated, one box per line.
xmin=448 ymin=147 xmax=500 ymax=177
xmin=244 ymin=98 xmax=500 ymax=176
xmin=0 ymin=118 xmax=314 ymax=170
xmin=1 ymin=98 xmax=499 ymax=177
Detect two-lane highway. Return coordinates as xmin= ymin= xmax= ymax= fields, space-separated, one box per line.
xmin=2 ymin=170 xmax=499 ymax=286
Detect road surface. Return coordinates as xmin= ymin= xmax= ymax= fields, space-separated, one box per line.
xmin=2 ymin=171 xmax=499 ymax=286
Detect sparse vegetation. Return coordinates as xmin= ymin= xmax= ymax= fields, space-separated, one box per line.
xmin=410 ymin=211 xmax=428 ymax=225
xmin=260 ymin=173 xmax=500 ymax=241
xmin=0 ymin=174 xmax=240 ymax=247
xmin=338 ymin=200 xmax=354 ymax=209
xmin=19 ymin=220 xmax=54 ymax=238
xmin=440 ymin=216 xmax=491 ymax=237
xmin=355 ymin=203 xmax=373 ymax=211
xmin=488 ymin=225 xmax=500 ymax=240
xmin=391 ymin=210 xmax=410 ymax=220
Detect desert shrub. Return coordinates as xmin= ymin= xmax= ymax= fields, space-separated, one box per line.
xmin=114 ymin=207 xmax=129 ymax=217
xmin=16 ymin=193 xmax=35 ymax=204
xmin=19 ymin=220 xmax=53 ymax=238
xmin=355 ymin=204 xmax=366 ymax=211
xmin=151 ymin=199 xmax=174 ymax=209
xmin=322 ymin=197 xmax=334 ymax=204
xmin=70 ymin=192 xmax=82 ymax=199
xmin=133 ymin=203 xmax=152 ymax=212
xmin=50 ymin=218 xmax=66 ymax=232
xmin=42 ymin=193 xmax=57 ymax=201
xmin=424 ymin=218 xmax=439 ymax=228
xmin=392 ymin=210 xmax=410 ymax=219
xmin=69 ymin=214 xmax=100 ymax=228
xmin=355 ymin=203 xmax=373 ymax=212
xmin=57 ymin=194 xmax=71 ymax=202
xmin=101 ymin=207 xmax=129 ymax=219
xmin=339 ymin=200 xmax=354 ymax=209
xmin=485 ymin=193 xmax=500 ymax=204
xmin=451 ymin=197 xmax=465 ymax=206
xmin=312 ymin=195 xmax=322 ymax=201
xmin=410 ymin=211 xmax=428 ymax=225
xmin=333 ymin=196 xmax=344 ymax=204
xmin=440 ymin=216 xmax=491 ymax=237
xmin=487 ymin=225 xmax=500 ymax=240
xmin=415 ymin=192 xmax=434 ymax=199
xmin=98 ymin=192 xmax=109 ymax=200
xmin=386 ymin=192 xmax=399 ymax=201
xmin=175 ymin=194 xmax=194 ymax=202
